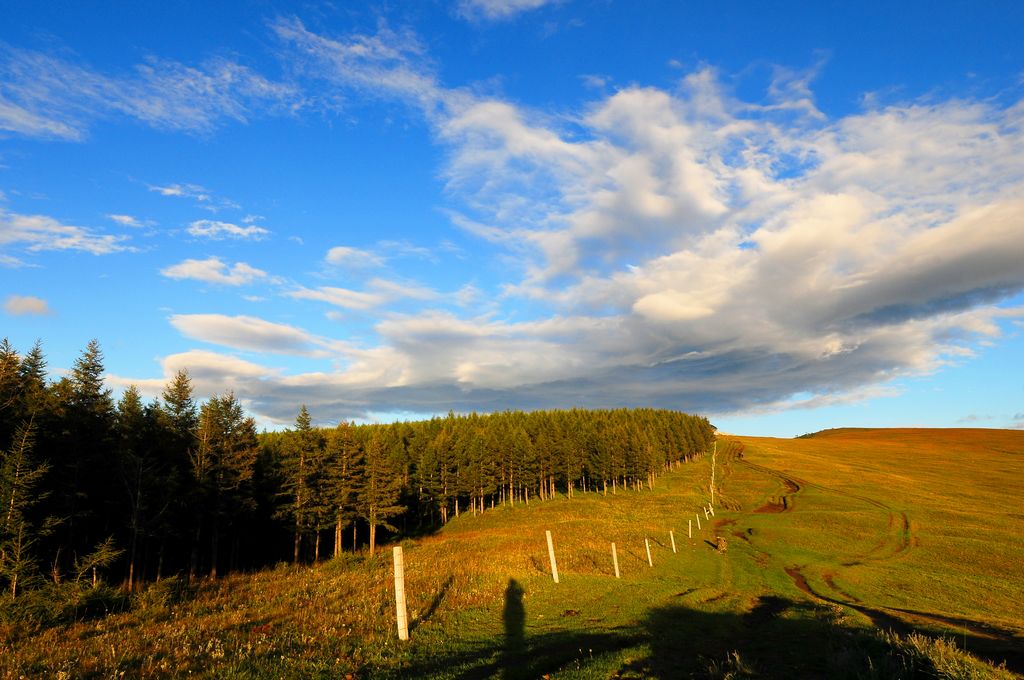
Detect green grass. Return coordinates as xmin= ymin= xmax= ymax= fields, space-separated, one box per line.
xmin=2 ymin=429 xmax=1021 ymax=678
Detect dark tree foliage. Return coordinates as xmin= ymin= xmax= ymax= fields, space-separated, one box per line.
xmin=0 ymin=338 xmax=715 ymax=601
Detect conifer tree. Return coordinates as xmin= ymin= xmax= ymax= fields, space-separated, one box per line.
xmin=0 ymin=340 xmax=21 ymax=430
xmin=115 ymin=386 xmax=174 ymax=591
xmin=195 ymin=393 xmax=258 ymax=578
xmin=0 ymin=421 xmax=56 ymax=597
xmin=53 ymin=340 xmax=116 ymax=573
xmin=359 ymin=430 xmax=404 ymax=557
xmin=279 ymin=405 xmax=324 ymax=563
xmin=18 ymin=342 xmax=48 ymax=421
xmin=324 ymin=422 xmax=363 ymax=556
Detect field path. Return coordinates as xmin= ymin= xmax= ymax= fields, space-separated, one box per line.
xmin=736 ymin=450 xmax=912 ymax=564
xmin=726 ymin=440 xmax=1023 ymax=670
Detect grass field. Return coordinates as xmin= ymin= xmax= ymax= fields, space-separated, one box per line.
xmin=2 ymin=428 xmax=1022 ymax=678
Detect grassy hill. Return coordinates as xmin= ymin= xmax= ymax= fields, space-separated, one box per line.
xmin=3 ymin=428 xmax=1022 ymax=678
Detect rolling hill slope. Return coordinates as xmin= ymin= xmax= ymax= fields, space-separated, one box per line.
xmin=2 ymin=428 xmax=1021 ymax=678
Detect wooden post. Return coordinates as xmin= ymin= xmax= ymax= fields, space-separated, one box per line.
xmin=688 ymin=519 xmax=692 ymax=538
xmin=710 ymin=440 xmax=717 ymax=506
xmin=696 ymin=513 xmax=701 ymax=531
xmin=393 ymin=546 xmax=409 ymax=641
xmin=645 ymin=538 xmax=653 ymax=567
xmin=546 ymin=530 xmax=559 ymax=583
xmin=709 ymin=504 xmax=715 ymax=517
xmin=670 ymin=530 xmax=676 ymax=554
xmin=704 ymin=506 xmax=710 ymax=520
xmin=611 ymin=542 xmax=620 ymax=578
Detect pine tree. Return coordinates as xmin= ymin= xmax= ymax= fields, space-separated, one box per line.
xmin=18 ymin=342 xmax=49 ymax=422
xmin=195 ymin=393 xmax=258 ymax=578
xmin=359 ymin=430 xmax=404 ymax=557
xmin=53 ymin=340 xmax=115 ymax=575
xmin=158 ymin=370 xmax=197 ymax=580
xmin=279 ymin=405 xmax=324 ymax=563
xmin=162 ymin=370 xmax=198 ymax=442
xmin=324 ymin=422 xmax=363 ymax=557
xmin=115 ymin=385 xmax=173 ymax=591
xmin=0 ymin=421 xmax=56 ymax=597
xmin=0 ymin=340 xmax=21 ymax=422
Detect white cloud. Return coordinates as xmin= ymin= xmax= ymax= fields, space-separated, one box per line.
xmin=0 ymin=254 xmax=31 ymax=268
xmin=289 ymin=278 xmax=438 ymax=311
xmin=187 ymin=219 xmax=268 ymax=240
xmin=109 ymin=29 xmax=1024 ymax=423
xmin=148 ymin=183 xmax=240 ymax=211
xmin=107 ymin=213 xmax=144 ymax=227
xmin=107 ymin=349 xmax=280 ymax=404
xmin=290 ymin=286 xmax=383 ymax=311
xmin=325 ymin=245 xmax=384 ymax=268
xmin=150 ymin=183 xmax=208 ymax=200
xmin=169 ymin=313 xmax=348 ymax=357
xmin=457 ymin=0 xmax=558 ymax=21
xmin=0 ymin=207 xmax=131 ymax=255
xmin=271 ymin=18 xmax=451 ymax=119
xmin=160 ymin=256 xmax=269 ymax=286
xmin=580 ymin=74 xmax=609 ymax=90
xmin=0 ymin=46 xmax=303 ymax=141
xmin=4 ymin=294 xmax=52 ymax=316
xmin=0 ymin=96 xmax=80 ymax=138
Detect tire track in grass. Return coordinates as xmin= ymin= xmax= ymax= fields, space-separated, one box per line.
xmin=784 ymin=565 xmax=911 ymax=634
xmin=785 ymin=563 xmax=1023 ymax=670
xmin=736 ymin=455 xmax=911 ymax=563
xmin=728 ymin=443 xmax=914 ymax=618
xmin=732 ymin=442 xmax=1023 ymax=669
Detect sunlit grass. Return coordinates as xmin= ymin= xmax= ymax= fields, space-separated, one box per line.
xmin=2 ymin=429 xmax=1020 ymax=678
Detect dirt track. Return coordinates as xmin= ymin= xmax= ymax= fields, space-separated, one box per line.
xmin=722 ymin=441 xmax=1023 ymax=671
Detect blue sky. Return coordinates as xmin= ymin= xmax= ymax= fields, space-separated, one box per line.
xmin=2 ymin=0 xmax=1023 ymax=436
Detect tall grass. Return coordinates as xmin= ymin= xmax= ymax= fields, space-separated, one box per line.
xmin=2 ymin=430 xmax=1020 ymax=678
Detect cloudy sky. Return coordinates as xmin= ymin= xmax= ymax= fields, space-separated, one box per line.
xmin=2 ymin=1 xmax=1023 ymax=435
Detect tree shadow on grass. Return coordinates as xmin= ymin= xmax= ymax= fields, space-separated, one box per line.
xmin=392 ymin=588 xmax=1022 ymax=679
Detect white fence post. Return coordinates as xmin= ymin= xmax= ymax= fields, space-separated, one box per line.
xmin=393 ymin=546 xmax=409 ymax=641
xmin=546 ymin=530 xmax=559 ymax=583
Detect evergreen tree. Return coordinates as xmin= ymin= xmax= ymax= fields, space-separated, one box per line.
xmin=278 ymin=405 xmax=325 ymax=563
xmin=359 ymin=430 xmax=404 ymax=557
xmin=53 ymin=340 xmax=116 ymax=575
xmin=324 ymin=422 xmax=363 ymax=556
xmin=157 ymin=370 xmax=198 ymax=580
xmin=115 ymin=386 xmax=172 ymax=591
xmin=0 ymin=421 xmax=56 ymax=597
xmin=0 ymin=339 xmax=21 ymax=430
xmin=195 ymin=393 xmax=258 ymax=578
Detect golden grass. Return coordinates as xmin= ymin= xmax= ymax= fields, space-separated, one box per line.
xmin=2 ymin=428 xmax=1021 ymax=678
xmin=736 ymin=428 xmax=1024 ymax=632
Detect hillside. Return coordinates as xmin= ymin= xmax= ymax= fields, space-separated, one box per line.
xmin=2 ymin=428 xmax=1022 ymax=678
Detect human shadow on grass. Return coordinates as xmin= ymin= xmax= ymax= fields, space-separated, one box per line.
xmin=395 ymin=589 xmax=1022 ymax=679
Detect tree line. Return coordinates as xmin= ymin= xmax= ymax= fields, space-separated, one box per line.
xmin=0 ymin=339 xmax=715 ymax=598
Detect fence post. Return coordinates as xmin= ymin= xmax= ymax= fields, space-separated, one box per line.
xmin=393 ymin=546 xmax=409 ymax=641
xmin=696 ymin=513 xmax=701 ymax=531
xmin=546 ymin=530 xmax=559 ymax=583
xmin=670 ymin=530 xmax=676 ymax=554
xmin=688 ymin=519 xmax=692 ymax=539
xmin=645 ymin=538 xmax=653 ymax=567
xmin=612 ymin=542 xmax=620 ymax=578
